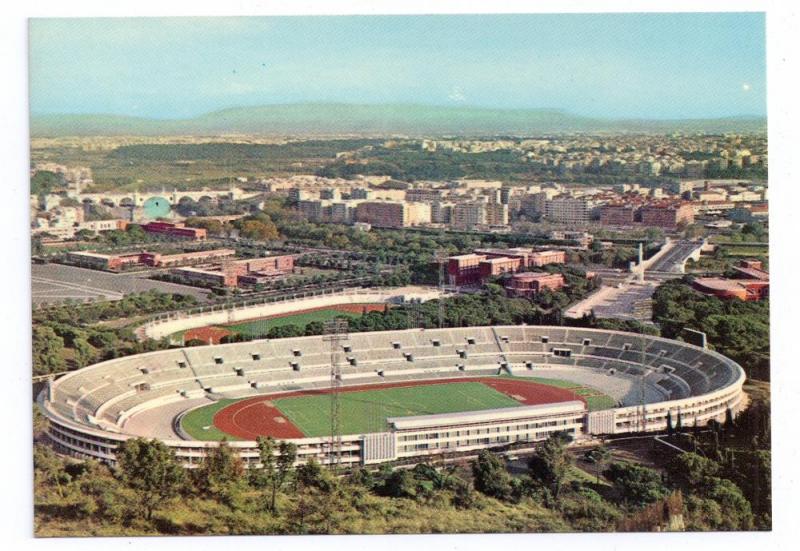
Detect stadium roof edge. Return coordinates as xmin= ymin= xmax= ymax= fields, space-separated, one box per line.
xmin=387 ymin=400 xmax=585 ymax=430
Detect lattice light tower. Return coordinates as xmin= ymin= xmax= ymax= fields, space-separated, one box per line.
xmin=406 ymin=300 xmax=423 ymax=330
xmin=323 ymin=318 xmax=349 ymax=470
xmin=435 ymin=249 xmax=449 ymax=329
xmin=639 ymin=331 xmax=648 ymax=433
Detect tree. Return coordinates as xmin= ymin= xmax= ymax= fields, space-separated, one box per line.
xmin=88 ymin=330 xmax=118 ymax=349
xmin=73 ymin=337 xmax=95 ymax=368
xmin=412 ymin=462 xmax=459 ymax=491
xmin=666 ymin=452 xmax=719 ymax=492
xmin=186 ymin=217 xmax=223 ymax=235
xmin=32 ymin=325 xmax=66 ymax=375
xmin=295 ymin=457 xmax=334 ymax=492
xmin=31 ymin=169 xmax=64 ymax=196
xmin=605 ymin=462 xmax=668 ymax=508
xmin=304 ymin=321 xmax=324 ymax=336
xmin=239 ymin=219 xmax=279 ymax=241
xmin=724 ymin=407 xmax=735 ymax=434
xmin=527 ymin=431 xmax=573 ymax=501
xmin=290 ymin=458 xmax=347 ymax=534
xmin=704 ymin=477 xmax=754 ymax=530
xmin=471 ymin=450 xmax=512 ymax=500
xmin=115 ymin=438 xmax=185 ymax=520
xmin=380 ymin=468 xmax=417 ymax=498
xmin=254 ymin=436 xmax=297 ymax=514
xmin=75 ymin=228 xmax=97 ymax=241
xmin=194 ymin=440 xmax=246 ymax=507
xmin=591 ymin=445 xmax=612 ymax=485
xmin=34 ymin=444 xmax=71 ymax=499
xmin=451 ymin=478 xmax=477 ymax=509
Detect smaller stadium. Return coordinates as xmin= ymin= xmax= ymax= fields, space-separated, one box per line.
xmin=39 ymin=326 xmax=746 ymax=468
xmin=181 ymin=303 xmax=390 ymax=344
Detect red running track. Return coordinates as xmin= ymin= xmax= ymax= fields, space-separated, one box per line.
xmin=212 ymin=377 xmax=584 ymax=441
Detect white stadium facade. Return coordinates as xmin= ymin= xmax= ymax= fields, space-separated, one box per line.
xmin=38 ymin=326 xmax=746 ymax=468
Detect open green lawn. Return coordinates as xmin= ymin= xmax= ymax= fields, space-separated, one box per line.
xmin=224 ymin=308 xmax=361 ymax=337
xmin=523 ymin=377 xmax=580 ymax=389
xmin=274 ymin=382 xmax=522 ymax=437
xmin=720 ymin=246 xmax=768 ymax=258
xmin=180 ymin=399 xmax=242 ymax=441
xmin=584 ymin=395 xmax=618 ymax=411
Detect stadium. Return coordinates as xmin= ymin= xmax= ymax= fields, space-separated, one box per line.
xmin=38 ymin=326 xmax=746 ymax=468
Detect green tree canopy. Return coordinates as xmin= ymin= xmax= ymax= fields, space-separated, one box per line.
xmin=471 ymin=450 xmax=513 ymax=501
xmin=115 ymin=438 xmax=185 ymax=520
xmin=527 ymin=431 xmax=573 ymax=500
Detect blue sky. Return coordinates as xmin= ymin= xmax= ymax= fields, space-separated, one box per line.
xmin=29 ymin=13 xmax=766 ymax=120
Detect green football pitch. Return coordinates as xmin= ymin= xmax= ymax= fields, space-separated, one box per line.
xmin=273 ymin=381 xmax=522 ymax=437
xmin=224 ymin=309 xmax=360 ymax=337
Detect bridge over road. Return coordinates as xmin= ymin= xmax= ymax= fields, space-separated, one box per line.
xmin=67 ymin=186 xmax=261 ymax=208
xmin=647 ymin=240 xmax=704 ymax=274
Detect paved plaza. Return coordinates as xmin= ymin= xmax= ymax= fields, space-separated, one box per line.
xmin=32 ymin=263 xmax=212 ymax=306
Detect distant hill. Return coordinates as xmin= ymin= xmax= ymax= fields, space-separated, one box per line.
xmin=30 ymin=103 xmax=767 ymax=137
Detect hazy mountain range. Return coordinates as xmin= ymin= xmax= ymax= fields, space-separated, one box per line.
xmin=30 ymin=104 xmax=767 ymax=137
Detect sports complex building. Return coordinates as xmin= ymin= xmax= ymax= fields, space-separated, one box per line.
xmin=38 ymin=326 xmax=745 ymax=469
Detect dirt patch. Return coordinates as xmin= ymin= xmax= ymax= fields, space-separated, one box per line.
xmin=184 ymin=326 xmax=232 ymax=345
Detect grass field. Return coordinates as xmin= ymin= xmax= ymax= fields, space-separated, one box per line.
xmin=171 ymin=306 xmax=373 ymax=342
xmin=720 ymin=245 xmax=769 ymax=258
xmin=273 ymin=382 xmax=522 ymax=437
xmin=180 ymin=376 xmax=617 ymax=441
xmin=583 ymin=395 xmax=618 ymax=410
xmin=225 ymin=308 xmax=360 ymax=337
xmin=180 ymin=399 xmax=242 ymax=441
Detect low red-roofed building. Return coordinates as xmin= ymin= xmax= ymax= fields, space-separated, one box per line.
xmin=504 ymin=272 xmax=566 ymax=299
xmin=692 ymin=277 xmax=769 ymax=301
xmin=479 ymin=256 xmax=522 ymax=281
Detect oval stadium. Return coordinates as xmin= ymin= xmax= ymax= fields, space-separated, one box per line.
xmin=38 ymin=326 xmax=746 ymax=468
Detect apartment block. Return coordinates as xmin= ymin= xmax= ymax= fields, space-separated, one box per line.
xmin=639 ymin=203 xmax=694 ymax=229
xmin=451 ymin=203 xmax=487 ymax=230
xmin=544 ymin=198 xmax=590 ymax=224
xmin=600 ymin=205 xmax=636 ymax=226
xmin=355 ymin=202 xmax=407 ymax=228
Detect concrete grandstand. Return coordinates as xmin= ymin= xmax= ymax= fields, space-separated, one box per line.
xmin=137 ymin=286 xmax=445 ymax=342
xmin=39 ymin=325 xmax=745 ymax=469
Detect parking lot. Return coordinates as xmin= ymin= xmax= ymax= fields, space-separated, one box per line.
xmin=32 ymin=263 xmax=212 ymax=306
xmin=565 ymin=281 xmax=657 ymax=322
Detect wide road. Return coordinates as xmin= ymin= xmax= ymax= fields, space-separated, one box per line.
xmin=647 ymin=240 xmax=702 ymax=273
xmin=32 ymin=263 xmax=213 ymax=306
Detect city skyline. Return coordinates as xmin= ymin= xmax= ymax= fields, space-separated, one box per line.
xmin=29 ymin=13 xmax=766 ymax=121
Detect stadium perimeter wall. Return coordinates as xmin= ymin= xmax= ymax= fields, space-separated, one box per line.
xmin=40 ymin=326 xmax=746 ymax=469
